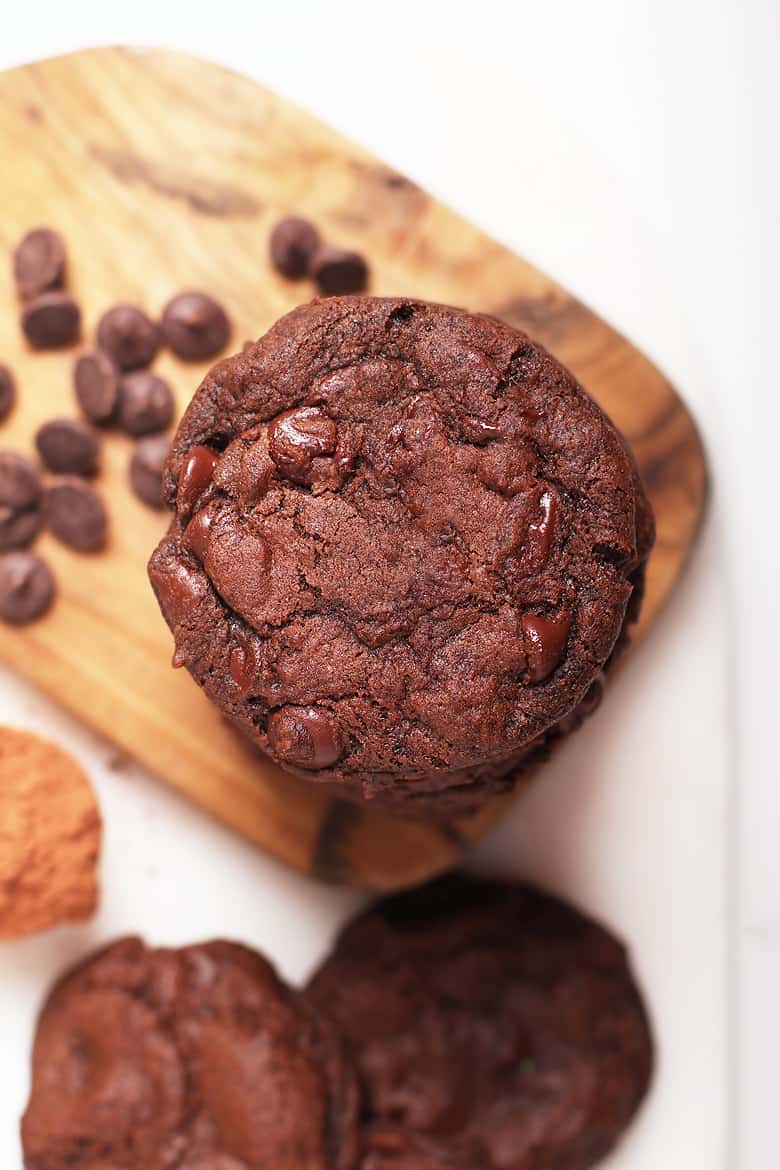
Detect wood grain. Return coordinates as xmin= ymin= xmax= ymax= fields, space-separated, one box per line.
xmin=0 ymin=47 xmax=707 ymax=890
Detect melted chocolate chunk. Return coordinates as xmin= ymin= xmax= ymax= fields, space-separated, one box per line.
xmin=268 ymin=407 xmax=338 ymax=483
xmin=521 ymin=610 xmax=572 ymax=682
xmin=177 ymin=445 xmax=219 ymax=516
xmin=267 ymin=705 xmax=343 ymax=770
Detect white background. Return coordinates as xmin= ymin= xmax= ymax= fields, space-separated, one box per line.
xmin=0 ymin=3 xmax=777 ymax=1168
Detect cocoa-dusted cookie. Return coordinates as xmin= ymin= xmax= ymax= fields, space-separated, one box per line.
xmin=308 ymin=875 xmax=653 ymax=1170
xmin=149 ymin=297 xmax=653 ymax=813
xmin=22 ymin=936 xmax=360 ymax=1170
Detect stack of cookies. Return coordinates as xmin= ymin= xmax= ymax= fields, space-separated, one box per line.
xmin=150 ymin=295 xmax=653 ymax=817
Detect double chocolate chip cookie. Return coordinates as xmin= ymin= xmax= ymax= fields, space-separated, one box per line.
xmin=308 ymin=875 xmax=654 ymax=1170
xmin=21 ymin=937 xmax=360 ymax=1170
xmin=149 ymin=296 xmax=653 ymax=814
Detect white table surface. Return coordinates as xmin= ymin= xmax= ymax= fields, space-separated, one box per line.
xmin=0 ymin=3 xmax=776 ymax=1168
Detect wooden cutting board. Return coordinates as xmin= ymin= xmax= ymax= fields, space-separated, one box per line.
xmin=0 ymin=47 xmax=706 ymax=890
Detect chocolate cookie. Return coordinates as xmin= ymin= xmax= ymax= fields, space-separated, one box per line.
xmin=22 ymin=936 xmax=360 ymax=1170
xmin=308 ymin=875 xmax=653 ymax=1170
xmin=149 ymin=297 xmax=653 ymax=813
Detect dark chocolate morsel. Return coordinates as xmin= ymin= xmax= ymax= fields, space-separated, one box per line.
xmin=309 ymin=246 xmax=368 ymax=295
xmin=13 ymin=227 xmax=66 ymax=300
xmin=229 ymin=636 xmax=258 ymax=697
xmin=521 ymin=610 xmax=572 ymax=682
xmin=0 ymin=550 xmax=55 ymax=624
xmin=149 ymin=557 xmax=206 ymax=628
xmin=21 ymin=293 xmax=81 ymax=349
xmin=269 ymin=216 xmax=321 ymax=278
xmin=117 ymin=371 xmax=175 ymax=437
xmin=267 ymin=705 xmax=343 ymax=769
xmin=183 ymin=506 xmax=215 ymax=562
xmin=0 ymin=451 xmax=42 ymax=550
xmin=268 ymin=407 xmax=337 ymax=483
xmin=96 ymin=304 xmax=161 ymax=371
xmin=161 ymin=291 xmax=230 ymax=361
xmin=129 ymin=434 xmax=170 ymax=510
xmin=35 ymin=418 xmax=100 ymax=477
xmin=177 ymin=445 xmax=219 ymax=515
xmin=44 ymin=478 xmax=108 ymax=553
xmin=0 ymin=366 xmax=17 ymax=425
xmin=73 ymin=351 xmax=120 ymax=424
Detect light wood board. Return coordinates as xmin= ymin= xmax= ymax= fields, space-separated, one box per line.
xmin=0 ymin=47 xmax=707 ymax=889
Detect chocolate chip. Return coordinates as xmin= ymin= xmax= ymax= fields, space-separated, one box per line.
xmin=44 ymin=478 xmax=108 ymax=552
xmin=270 ymin=217 xmax=321 ymax=279
xmin=35 ymin=419 xmax=100 ymax=477
xmin=267 ymin=705 xmax=343 ymax=769
xmin=129 ymin=434 xmax=170 ymax=509
xmin=0 ymin=366 xmax=16 ymax=424
xmin=73 ymin=351 xmax=119 ymax=424
xmin=268 ymin=407 xmax=337 ymax=484
xmin=21 ymin=293 xmax=81 ymax=349
xmin=13 ymin=227 xmax=66 ymax=300
xmin=523 ymin=488 xmax=559 ymax=573
xmin=228 ymin=636 xmax=258 ymax=697
xmin=0 ymin=452 xmax=42 ymax=550
xmin=148 ymin=557 xmax=205 ymax=628
xmin=177 ymin=445 xmax=219 ymax=515
xmin=309 ymin=245 xmax=368 ymax=295
xmin=0 ymin=550 xmax=55 ymax=624
xmin=161 ymin=292 xmax=231 ymax=361
xmin=117 ymin=371 xmax=175 ymax=436
xmin=521 ymin=610 xmax=572 ymax=683
xmin=183 ymin=506 xmax=215 ymax=561
xmin=96 ymin=304 xmax=161 ymax=371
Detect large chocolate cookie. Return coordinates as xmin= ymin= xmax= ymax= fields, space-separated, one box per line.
xmin=307 ymin=875 xmax=653 ymax=1170
xmin=149 ymin=297 xmax=653 ymax=813
xmin=22 ymin=937 xmax=360 ymax=1170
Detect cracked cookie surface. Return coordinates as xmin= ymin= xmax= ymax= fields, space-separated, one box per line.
xmin=149 ymin=297 xmax=653 ymax=812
